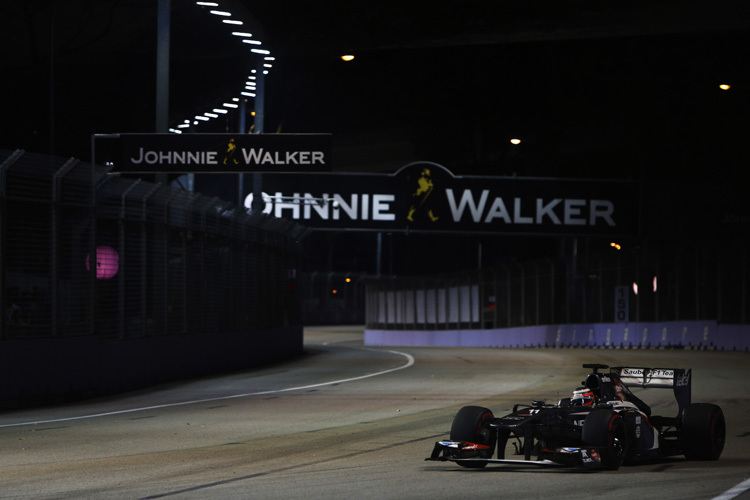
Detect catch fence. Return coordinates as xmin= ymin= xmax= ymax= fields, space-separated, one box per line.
xmin=366 ymin=243 xmax=749 ymax=330
xmin=1 ymin=149 xmax=304 ymax=341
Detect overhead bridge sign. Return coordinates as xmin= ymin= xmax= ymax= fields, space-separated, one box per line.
xmin=98 ymin=133 xmax=331 ymax=173
xmin=236 ymin=162 xmax=640 ymax=236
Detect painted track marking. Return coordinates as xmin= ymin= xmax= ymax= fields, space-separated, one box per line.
xmin=0 ymin=347 xmax=414 ymax=429
xmin=712 ymin=478 xmax=750 ymax=500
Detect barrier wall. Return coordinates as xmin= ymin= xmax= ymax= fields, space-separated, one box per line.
xmin=0 ymin=326 xmax=303 ymax=407
xmin=365 ymin=321 xmax=750 ymax=351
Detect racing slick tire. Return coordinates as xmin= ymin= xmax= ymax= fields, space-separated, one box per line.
xmin=450 ymin=406 xmax=495 ymax=468
xmin=682 ymin=403 xmax=725 ymax=461
xmin=582 ymin=409 xmax=629 ymax=469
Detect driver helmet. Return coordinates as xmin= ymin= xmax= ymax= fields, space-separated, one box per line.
xmin=570 ymin=388 xmax=596 ymax=406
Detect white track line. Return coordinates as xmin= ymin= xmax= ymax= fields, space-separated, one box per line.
xmin=711 ymin=478 xmax=750 ymax=500
xmin=0 ymin=348 xmax=414 ymax=429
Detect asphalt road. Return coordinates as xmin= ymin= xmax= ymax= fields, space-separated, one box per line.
xmin=1 ymin=326 xmax=749 ymax=499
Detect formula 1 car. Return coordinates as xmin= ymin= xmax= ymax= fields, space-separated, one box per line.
xmin=427 ymin=364 xmax=725 ymax=469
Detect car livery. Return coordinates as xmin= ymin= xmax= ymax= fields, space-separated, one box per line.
xmin=426 ymin=363 xmax=725 ymax=469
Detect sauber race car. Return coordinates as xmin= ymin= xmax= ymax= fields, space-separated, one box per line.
xmin=427 ymin=364 xmax=725 ymax=469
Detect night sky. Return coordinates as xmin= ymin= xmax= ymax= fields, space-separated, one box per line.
xmin=2 ymin=1 xmax=748 ymax=274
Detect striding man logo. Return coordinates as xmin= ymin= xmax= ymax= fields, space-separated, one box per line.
xmin=223 ymin=138 xmax=240 ymax=165
xmin=407 ymin=167 xmax=439 ymax=222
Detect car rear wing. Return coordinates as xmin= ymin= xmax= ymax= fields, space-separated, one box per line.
xmin=611 ymin=366 xmax=691 ymax=415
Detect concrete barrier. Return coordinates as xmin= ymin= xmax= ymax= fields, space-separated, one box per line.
xmin=365 ymin=321 xmax=749 ymax=351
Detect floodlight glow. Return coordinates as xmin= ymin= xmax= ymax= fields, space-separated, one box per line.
xmin=251 ymin=48 xmax=270 ymax=54
xmin=222 ymin=19 xmax=243 ymax=25
xmin=209 ymin=10 xmax=231 ymax=16
xmin=231 ymin=32 xmax=253 ymax=37
xmin=242 ymin=39 xmax=262 ymax=45
xmin=212 ymin=108 xmax=228 ymax=114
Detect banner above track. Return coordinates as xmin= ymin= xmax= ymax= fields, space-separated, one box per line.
xmin=97 ymin=133 xmax=331 ymax=173
xmin=242 ymin=162 xmax=640 ymax=236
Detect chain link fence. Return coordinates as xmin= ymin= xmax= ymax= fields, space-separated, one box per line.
xmin=1 ymin=149 xmax=304 ymax=341
xmin=366 ymin=243 xmax=749 ymax=330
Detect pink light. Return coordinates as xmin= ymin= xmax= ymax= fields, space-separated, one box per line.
xmin=86 ymin=246 xmax=120 ymax=279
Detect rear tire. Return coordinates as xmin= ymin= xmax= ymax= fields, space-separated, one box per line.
xmin=582 ymin=409 xmax=629 ymax=469
xmin=450 ymin=406 xmax=495 ymax=468
xmin=682 ymin=403 xmax=725 ymax=460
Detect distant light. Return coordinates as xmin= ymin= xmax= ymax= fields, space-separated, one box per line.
xmin=177 ymin=123 xmax=190 ymax=128
xmin=610 ymin=242 xmax=622 ymax=250
xmin=653 ymin=275 xmax=658 ymax=293
xmin=251 ymin=48 xmax=270 ymax=55
xmin=86 ymin=246 xmax=119 ymax=279
xmin=222 ymin=19 xmax=243 ymax=25
xmin=510 ymin=138 xmax=521 ymax=145
xmin=223 ymin=102 xmax=239 ymax=108
xmin=263 ymin=64 xmax=273 ymax=68
xmin=168 ymin=128 xmax=182 ymax=134
xmin=264 ymin=57 xmax=276 ymax=61
xmin=632 ymin=282 xmax=638 ymax=295
xmin=204 ymin=112 xmax=219 ymax=118
xmin=196 ymin=2 xmax=219 ymax=6
xmin=719 ymin=84 xmax=731 ymax=90
xmin=212 ymin=108 xmax=228 ymax=114
xmin=331 ymin=289 xmax=338 ymax=295
xmin=195 ymin=116 xmax=209 ymax=121
xmin=209 ymin=10 xmax=231 ymax=16
xmin=232 ymin=97 xmax=239 ymax=101
xmin=242 ymin=39 xmax=262 ymax=45
xmin=345 ymin=277 xmax=352 ymax=283
xmin=341 ymin=55 xmax=355 ymax=62
xmin=231 ymin=32 xmax=253 ymax=37
xmin=247 ymin=75 xmax=256 ymax=80
xmin=241 ymin=92 xmax=256 ymax=97
xmin=251 ymin=111 xmax=256 ymax=116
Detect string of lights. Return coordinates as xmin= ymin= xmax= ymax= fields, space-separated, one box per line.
xmin=169 ymin=1 xmax=273 ymax=134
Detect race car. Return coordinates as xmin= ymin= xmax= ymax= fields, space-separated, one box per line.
xmin=427 ymin=363 xmax=725 ymax=469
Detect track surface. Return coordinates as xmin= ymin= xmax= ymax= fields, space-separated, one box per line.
xmin=1 ymin=326 xmax=749 ymax=499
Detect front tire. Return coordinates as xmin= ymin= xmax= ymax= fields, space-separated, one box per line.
xmin=682 ymin=403 xmax=725 ymax=460
xmin=450 ymin=406 xmax=495 ymax=468
xmin=582 ymin=409 xmax=629 ymax=469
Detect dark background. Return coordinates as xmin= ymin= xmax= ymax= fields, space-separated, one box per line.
xmin=2 ymin=0 xmax=748 ymax=275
